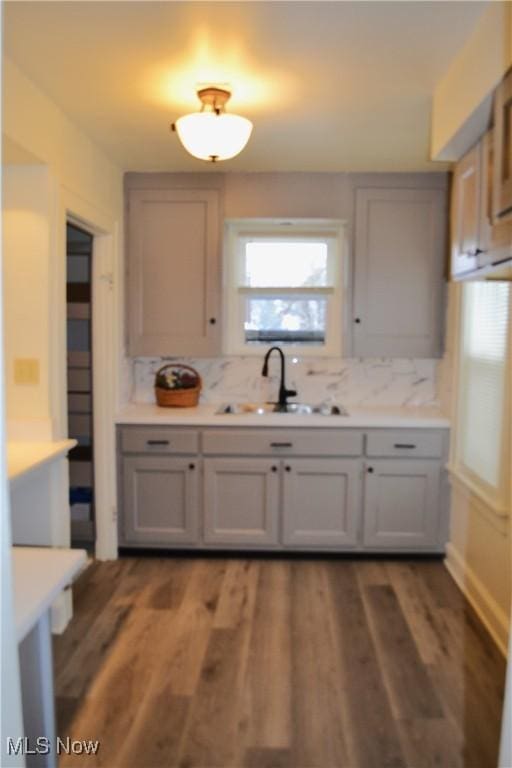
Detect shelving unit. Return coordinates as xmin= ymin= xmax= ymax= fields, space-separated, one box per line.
xmin=66 ymin=224 xmax=95 ymax=548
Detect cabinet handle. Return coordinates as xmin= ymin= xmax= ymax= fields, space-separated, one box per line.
xmin=146 ymin=440 xmax=170 ymax=446
xmin=270 ymin=442 xmax=293 ymax=448
xmin=188 ymin=463 xmax=195 ymax=470
xmin=393 ymin=443 xmax=416 ymax=449
xmin=209 ymin=317 xmax=217 ymax=325
xmin=474 ymin=248 xmax=487 ymax=255
xmin=354 ymin=317 xmax=361 ymax=324
xmin=367 ymin=467 xmax=374 ymax=473
xmin=271 ymin=465 xmax=278 ymax=472
xmin=285 ymin=465 xmax=291 ymax=472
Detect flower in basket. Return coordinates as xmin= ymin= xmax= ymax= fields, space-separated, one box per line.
xmin=155 ymin=367 xmax=199 ymax=390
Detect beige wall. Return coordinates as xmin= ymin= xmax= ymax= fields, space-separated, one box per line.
xmin=431 ymin=2 xmax=512 ymax=162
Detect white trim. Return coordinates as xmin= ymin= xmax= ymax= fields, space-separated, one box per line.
xmin=445 ymin=542 xmax=509 ymax=657
xmin=56 ymin=187 xmax=121 ymax=561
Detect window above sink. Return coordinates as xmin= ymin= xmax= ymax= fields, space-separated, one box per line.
xmin=223 ymin=219 xmax=347 ymax=356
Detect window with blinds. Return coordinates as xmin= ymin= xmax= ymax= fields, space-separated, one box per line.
xmin=457 ymin=281 xmax=510 ymax=496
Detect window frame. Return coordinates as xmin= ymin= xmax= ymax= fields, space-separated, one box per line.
xmin=223 ymin=218 xmax=348 ymax=357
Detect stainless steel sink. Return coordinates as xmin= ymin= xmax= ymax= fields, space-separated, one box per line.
xmin=215 ymin=402 xmax=349 ymax=416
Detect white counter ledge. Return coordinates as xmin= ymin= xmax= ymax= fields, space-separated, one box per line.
xmin=116 ymin=403 xmax=450 ymax=429
xmin=8 ymin=439 xmax=77 ymax=484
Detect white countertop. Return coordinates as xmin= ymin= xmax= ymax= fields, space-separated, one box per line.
xmin=8 ymin=439 xmax=77 ymax=484
xmin=12 ymin=546 xmax=87 ymax=641
xmin=116 ymin=403 xmax=450 ymax=429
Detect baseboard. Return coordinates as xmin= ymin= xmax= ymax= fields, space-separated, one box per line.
xmin=445 ymin=543 xmax=509 ymax=657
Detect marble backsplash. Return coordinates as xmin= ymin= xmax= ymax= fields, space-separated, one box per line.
xmin=129 ymin=356 xmax=440 ymax=409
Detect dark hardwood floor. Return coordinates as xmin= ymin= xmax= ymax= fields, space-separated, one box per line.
xmin=53 ymin=556 xmax=506 ymax=768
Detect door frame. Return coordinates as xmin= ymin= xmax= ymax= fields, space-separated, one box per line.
xmin=53 ymin=185 xmax=121 ymax=559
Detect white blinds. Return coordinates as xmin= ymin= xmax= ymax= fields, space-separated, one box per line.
xmin=458 ymin=282 xmax=510 ymax=490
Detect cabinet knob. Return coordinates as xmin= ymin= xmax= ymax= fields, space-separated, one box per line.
xmin=189 ymin=463 xmax=195 ymax=470
xmin=285 ymin=465 xmax=291 ymax=472
xmin=271 ymin=465 xmax=277 ymax=472
xmin=209 ymin=317 xmax=217 ymax=325
xmin=367 ymin=466 xmax=374 ymax=473
xmin=354 ymin=318 xmax=361 ymax=324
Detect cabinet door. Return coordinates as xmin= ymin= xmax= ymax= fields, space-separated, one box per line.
xmin=479 ymin=130 xmax=512 ymax=266
xmin=353 ymin=187 xmax=446 ymax=357
xmin=282 ymin=459 xmax=360 ymax=548
xmin=493 ymin=68 xmax=512 ymax=221
xmin=363 ymin=459 xmax=440 ymax=549
xmin=203 ymin=458 xmax=279 ymax=546
xmin=127 ymin=188 xmax=220 ymax=356
xmin=451 ymin=144 xmax=481 ymax=277
xmin=122 ymin=456 xmax=199 ymax=545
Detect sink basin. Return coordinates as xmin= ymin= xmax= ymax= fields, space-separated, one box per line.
xmin=216 ymin=402 xmax=349 ymax=416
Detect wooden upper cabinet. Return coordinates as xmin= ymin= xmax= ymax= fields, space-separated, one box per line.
xmin=480 ymin=130 xmax=512 ymax=266
xmin=353 ymin=187 xmax=446 ymax=358
xmin=127 ymin=187 xmax=221 ymax=356
xmin=493 ymin=67 xmax=512 ymax=221
xmin=450 ymin=131 xmax=512 ymax=278
xmin=451 ymin=143 xmax=481 ymax=277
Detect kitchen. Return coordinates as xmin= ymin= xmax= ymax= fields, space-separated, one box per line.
xmin=1 ymin=2 xmax=511 ymax=767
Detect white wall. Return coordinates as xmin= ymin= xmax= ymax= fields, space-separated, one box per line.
xmin=1 ymin=15 xmax=26 ymax=766
xmin=3 ymin=166 xmax=54 ymax=438
xmin=2 ymin=56 xmax=124 ymax=562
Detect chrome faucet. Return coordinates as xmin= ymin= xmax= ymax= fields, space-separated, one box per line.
xmin=261 ymin=346 xmax=297 ymax=411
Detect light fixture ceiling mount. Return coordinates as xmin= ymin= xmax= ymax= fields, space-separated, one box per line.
xmin=171 ymin=86 xmax=253 ymax=163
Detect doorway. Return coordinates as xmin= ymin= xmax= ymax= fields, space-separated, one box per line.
xmin=66 ymin=223 xmax=95 ymax=550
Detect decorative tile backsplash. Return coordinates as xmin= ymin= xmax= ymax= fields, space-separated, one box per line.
xmin=131 ymin=356 xmax=440 ymax=408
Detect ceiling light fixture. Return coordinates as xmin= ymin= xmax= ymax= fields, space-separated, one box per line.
xmin=171 ymin=87 xmax=253 ymax=162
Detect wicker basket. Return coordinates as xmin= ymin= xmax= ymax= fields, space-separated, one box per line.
xmin=154 ymin=363 xmax=202 ymax=408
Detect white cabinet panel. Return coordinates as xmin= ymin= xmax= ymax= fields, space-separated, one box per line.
xmin=282 ymin=459 xmax=360 ymax=548
xmin=203 ymin=458 xmax=279 ymax=546
xmin=353 ymin=187 xmax=446 ymax=357
xmin=122 ymin=456 xmax=199 ymax=545
xmin=363 ymin=459 xmax=440 ymax=549
xmin=127 ymin=187 xmax=220 ymax=356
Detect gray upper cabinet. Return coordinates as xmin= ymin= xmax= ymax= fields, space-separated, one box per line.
xmin=127 ymin=187 xmax=221 ymax=356
xmin=353 ymin=187 xmax=446 ymax=358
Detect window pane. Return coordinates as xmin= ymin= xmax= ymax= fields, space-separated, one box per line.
xmin=244 ymin=296 xmax=327 ymax=345
xmin=459 ymin=282 xmax=510 ymax=489
xmin=244 ymin=241 xmax=328 ymax=287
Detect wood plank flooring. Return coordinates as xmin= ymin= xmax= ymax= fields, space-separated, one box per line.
xmin=53 ymin=556 xmax=506 ymax=768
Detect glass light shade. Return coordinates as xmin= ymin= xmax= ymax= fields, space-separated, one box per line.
xmin=174 ymin=111 xmax=253 ymax=161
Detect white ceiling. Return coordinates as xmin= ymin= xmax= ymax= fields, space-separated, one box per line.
xmin=4 ymin=1 xmax=487 ymax=173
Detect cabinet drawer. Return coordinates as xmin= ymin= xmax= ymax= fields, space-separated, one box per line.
xmin=120 ymin=427 xmax=199 ymax=455
xmin=202 ymin=429 xmax=363 ymax=456
xmin=365 ymin=430 xmax=444 ymax=458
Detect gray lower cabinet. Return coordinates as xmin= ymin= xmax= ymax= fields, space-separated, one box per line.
xmin=282 ymin=459 xmax=360 ymax=548
xmin=363 ymin=458 xmax=441 ymax=549
xmin=203 ymin=458 xmax=279 ymax=546
xmin=121 ymin=455 xmax=199 ymax=545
